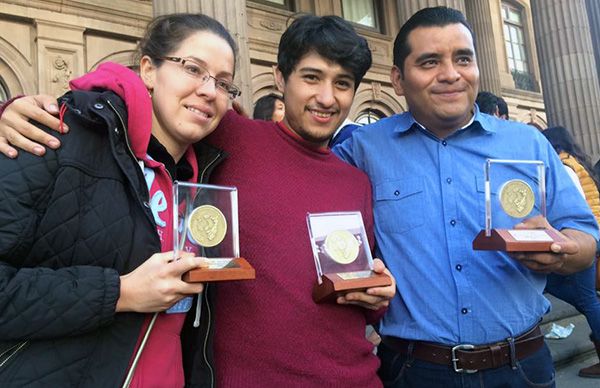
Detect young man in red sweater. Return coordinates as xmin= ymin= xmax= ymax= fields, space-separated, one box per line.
xmin=0 ymin=15 xmax=395 ymax=387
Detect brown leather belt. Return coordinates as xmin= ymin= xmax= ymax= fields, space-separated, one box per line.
xmin=381 ymin=325 xmax=544 ymax=373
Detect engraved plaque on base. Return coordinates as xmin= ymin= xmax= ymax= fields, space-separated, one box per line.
xmin=307 ymin=211 xmax=391 ymax=303
xmin=472 ymin=159 xmax=567 ymax=252
xmin=174 ymin=181 xmax=255 ymax=282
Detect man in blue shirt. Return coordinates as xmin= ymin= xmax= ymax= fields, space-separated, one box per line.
xmin=334 ymin=6 xmax=598 ymax=387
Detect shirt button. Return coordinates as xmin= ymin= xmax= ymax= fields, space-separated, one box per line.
xmin=93 ymin=103 xmax=104 ymax=109
xmin=450 ymin=219 xmax=456 ymax=226
xmin=143 ymin=201 xmax=150 ymax=208
xmin=442 ymin=140 xmax=448 ymax=146
xmin=446 ymin=177 xmax=452 ymax=184
xmin=461 ymin=308 xmax=468 ymax=314
xmin=456 ymin=264 xmax=462 ymax=271
xmin=394 ymin=190 xmax=400 ymax=196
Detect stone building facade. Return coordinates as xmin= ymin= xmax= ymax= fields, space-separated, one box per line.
xmin=1 ymin=0 xmax=599 ymax=157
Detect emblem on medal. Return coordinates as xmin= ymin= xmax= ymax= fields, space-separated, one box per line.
xmin=324 ymin=230 xmax=360 ymax=264
xmin=187 ymin=205 xmax=227 ymax=247
xmin=499 ymin=179 xmax=535 ymax=218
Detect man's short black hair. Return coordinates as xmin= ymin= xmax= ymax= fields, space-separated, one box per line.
xmin=496 ymin=96 xmax=509 ymax=119
xmin=253 ymin=93 xmax=283 ymax=121
xmin=476 ymin=91 xmax=499 ymax=115
xmin=277 ymin=15 xmax=372 ymax=90
xmin=393 ymin=6 xmax=475 ymax=73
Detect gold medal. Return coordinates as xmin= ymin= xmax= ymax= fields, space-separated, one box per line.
xmin=499 ymin=179 xmax=535 ymax=218
xmin=187 ymin=205 xmax=227 ymax=247
xmin=324 ymin=230 xmax=360 ymax=264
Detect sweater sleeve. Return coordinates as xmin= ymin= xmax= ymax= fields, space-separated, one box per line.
xmin=0 ymin=143 xmax=121 ymax=341
xmin=0 ymin=95 xmax=24 ymax=119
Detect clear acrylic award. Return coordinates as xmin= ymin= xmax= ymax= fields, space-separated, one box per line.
xmin=173 ymin=181 xmax=254 ymax=282
xmin=307 ymin=211 xmax=391 ymax=303
xmin=472 ymin=159 xmax=566 ymax=251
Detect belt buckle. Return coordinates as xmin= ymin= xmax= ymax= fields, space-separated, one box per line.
xmin=451 ymin=344 xmax=478 ymax=373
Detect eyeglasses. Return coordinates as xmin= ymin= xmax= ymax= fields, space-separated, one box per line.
xmin=160 ymin=56 xmax=241 ymax=100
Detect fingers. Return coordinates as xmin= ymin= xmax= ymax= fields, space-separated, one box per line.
xmin=164 ymin=253 xmax=206 ymax=294
xmin=372 ymin=258 xmax=385 ymax=273
xmin=517 ymin=258 xmax=564 ymax=273
xmin=0 ymin=137 xmax=17 ymax=158
xmin=23 ymin=95 xmax=64 ymax=133
xmin=337 ymin=292 xmax=389 ymax=310
xmin=0 ymin=96 xmax=63 ymax=157
xmin=511 ymin=251 xmax=566 ymax=273
xmin=3 ymin=121 xmax=56 ymax=156
xmin=549 ymin=238 xmax=579 ymax=256
xmin=149 ymin=251 xmax=205 ymax=290
xmin=168 ymin=254 xmax=206 ymax=274
xmin=368 ymin=261 xmax=396 ymax=299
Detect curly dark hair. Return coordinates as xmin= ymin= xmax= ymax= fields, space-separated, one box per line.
xmin=277 ymin=15 xmax=372 ymax=90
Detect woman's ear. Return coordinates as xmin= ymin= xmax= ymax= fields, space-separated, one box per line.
xmin=139 ymin=56 xmax=157 ymax=91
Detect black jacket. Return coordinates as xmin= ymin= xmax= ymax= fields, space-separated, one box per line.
xmin=0 ymin=90 xmax=223 ymax=387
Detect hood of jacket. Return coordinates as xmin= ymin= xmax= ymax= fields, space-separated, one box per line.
xmin=70 ymin=62 xmax=151 ymax=160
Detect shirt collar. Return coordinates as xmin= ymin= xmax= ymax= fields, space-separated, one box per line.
xmin=393 ymin=104 xmax=495 ymax=135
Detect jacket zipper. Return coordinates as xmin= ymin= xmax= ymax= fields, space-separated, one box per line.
xmin=0 ymin=341 xmax=28 ymax=368
xmin=105 ymin=99 xmax=137 ymax=166
xmin=104 ymin=99 xmax=160 ymax=387
xmin=107 ymin=98 xmax=222 ymax=388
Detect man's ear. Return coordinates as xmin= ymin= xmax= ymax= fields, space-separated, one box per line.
xmin=390 ymin=65 xmax=404 ymax=97
xmin=274 ymin=66 xmax=285 ymax=93
xmin=139 ymin=56 xmax=157 ymax=91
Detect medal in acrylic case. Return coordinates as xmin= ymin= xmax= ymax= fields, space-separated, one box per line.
xmin=307 ymin=211 xmax=391 ymax=303
xmin=173 ymin=181 xmax=254 ymax=282
xmin=472 ymin=159 xmax=567 ymax=252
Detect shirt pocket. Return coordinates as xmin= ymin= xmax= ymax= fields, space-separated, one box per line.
xmin=374 ymin=178 xmax=425 ymax=235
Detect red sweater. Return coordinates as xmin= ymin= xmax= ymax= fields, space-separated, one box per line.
xmin=206 ymin=111 xmax=383 ymax=387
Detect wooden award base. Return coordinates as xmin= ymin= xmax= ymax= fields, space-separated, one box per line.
xmin=473 ymin=229 xmax=567 ymax=252
xmin=312 ymin=272 xmax=392 ymax=304
xmin=183 ymin=257 xmax=255 ymax=282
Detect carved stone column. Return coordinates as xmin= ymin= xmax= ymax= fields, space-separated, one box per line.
xmin=396 ymin=0 xmax=466 ymax=26
xmin=152 ymin=0 xmax=252 ymax=110
xmin=586 ymin=0 xmax=600 ymax=88
xmin=464 ymin=0 xmax=502 ymax=95
xmin=531 ymin=0 xmax=600 ymax=158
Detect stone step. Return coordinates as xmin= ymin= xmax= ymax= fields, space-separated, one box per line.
xmin=542 ymin=313 xmax=595 ymax=368
xmin=555 ymin=352 xmax=600 ymax=387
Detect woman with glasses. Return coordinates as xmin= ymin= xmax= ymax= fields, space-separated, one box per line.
xmin=0 ymin=13 xmax=238 ymax=387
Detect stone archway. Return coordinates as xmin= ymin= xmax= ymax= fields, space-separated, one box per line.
xmin=88 ymin=50 xmax=137 ymax=71
xmin=350 ymin=83 xmax=404 ymax=120
xmin=251 ymin=69 xmax=279 ymax=104
xmin=0 ymin=37 xmax=36 ymax=97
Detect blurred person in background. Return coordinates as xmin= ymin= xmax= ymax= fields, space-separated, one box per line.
xmin=252 ymin=92 xmax=285 ymax=121
xmin=543 ymin=125 xmax=600 ymax=379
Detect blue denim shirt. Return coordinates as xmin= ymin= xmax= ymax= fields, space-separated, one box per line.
xmin=333 ymin=108 xmax=599 ymax=345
